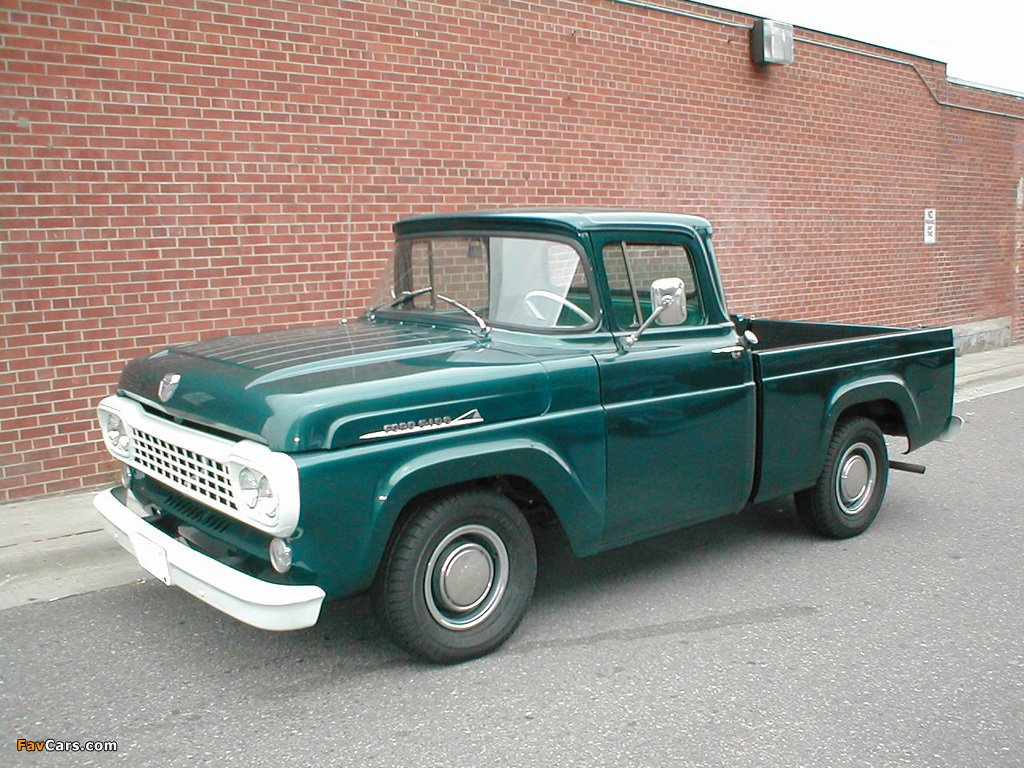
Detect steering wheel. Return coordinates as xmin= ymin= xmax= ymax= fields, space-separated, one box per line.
xmin=524 ymin=290 xmax=593 ymax=325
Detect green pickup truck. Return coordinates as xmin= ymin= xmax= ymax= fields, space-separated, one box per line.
xmin=95 ymin=210 xmax=961 ymax=662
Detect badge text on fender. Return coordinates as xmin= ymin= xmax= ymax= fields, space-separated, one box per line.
xmin=359 ymin=409 xmax=484 ymax=441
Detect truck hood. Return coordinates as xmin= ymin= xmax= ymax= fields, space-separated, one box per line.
xmin=118 ymin=319 xmax=551 ymax=452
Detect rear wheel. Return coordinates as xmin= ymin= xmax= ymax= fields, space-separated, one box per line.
xmin=372 ymin=489 xmax=536 ymax=663
xmin=795 ymin=417 xmax=889 ymax=539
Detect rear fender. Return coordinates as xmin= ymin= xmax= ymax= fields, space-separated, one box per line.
xmin=820 ymin=375 xmax=921 ymax=463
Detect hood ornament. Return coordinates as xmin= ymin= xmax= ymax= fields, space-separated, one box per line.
xmin=158 ymin=373 xmax=181 ymax=402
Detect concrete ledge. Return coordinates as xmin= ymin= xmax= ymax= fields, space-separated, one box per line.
xmin=952 ymin=317 xmax=1013 ymax=356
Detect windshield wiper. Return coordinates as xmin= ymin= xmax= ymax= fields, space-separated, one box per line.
xmin=433 ymin=293 xmax=490 ymax=335
xmin=368 ymin=287 xmax=490 ymax=336
xmin=368 ymin=286 xmax=435 ymax=316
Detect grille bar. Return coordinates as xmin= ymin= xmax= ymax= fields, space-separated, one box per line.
xmin=132 ymin=427 xmax=237 ymax=511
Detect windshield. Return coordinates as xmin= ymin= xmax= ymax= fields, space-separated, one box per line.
xmin=371 ymin=234 xmax=596 ymax=331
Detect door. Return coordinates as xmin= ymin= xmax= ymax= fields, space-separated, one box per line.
xmin=594 ymin=231 xmax=757 ymax=546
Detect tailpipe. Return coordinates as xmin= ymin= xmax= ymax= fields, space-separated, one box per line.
xmin=889 ymin=460 xmax=926 ymax=475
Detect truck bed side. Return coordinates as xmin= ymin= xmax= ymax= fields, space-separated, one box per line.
xmin=749 ymin=319 xmax=956 ymax=503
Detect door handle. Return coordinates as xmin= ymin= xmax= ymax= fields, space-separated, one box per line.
xmin=711 ymin=345 xmax=745 ymax=359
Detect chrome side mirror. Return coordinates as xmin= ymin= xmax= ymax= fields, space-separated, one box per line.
xmin=625 ymin=277 xmax=686 ymax=347
xmin=651 ymin=277 xmax=687 ymax=327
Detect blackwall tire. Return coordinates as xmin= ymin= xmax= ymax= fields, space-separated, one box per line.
xmin=795 ymin=417 xmax=889 ymax=539
xmin=371 ymin=490 xmax=536 ymax=663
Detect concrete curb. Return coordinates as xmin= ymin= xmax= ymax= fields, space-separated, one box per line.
xmin=3 ymin=343 xmax=1023 ymax=611
xmin=953 ymin=345 xmax=1024 ymax=402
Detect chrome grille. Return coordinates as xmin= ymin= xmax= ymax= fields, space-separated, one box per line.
xmin=132 ymin=427 xmax=236 ymax=511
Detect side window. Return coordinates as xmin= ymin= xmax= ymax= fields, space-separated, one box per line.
xmin=601 ymin=241 xmax=704 ymax=329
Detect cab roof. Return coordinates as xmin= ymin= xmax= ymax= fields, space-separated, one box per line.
xmin=393 ymin=209 xmax=713 ymax=238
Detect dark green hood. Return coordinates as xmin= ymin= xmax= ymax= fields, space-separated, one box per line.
xmin=119 ymin=319 xmax=551 ymax=451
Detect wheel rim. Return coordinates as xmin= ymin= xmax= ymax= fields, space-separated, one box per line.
xmin=835 ymin=441 xmax=877 ymax=516
xmin=424 ymin=524 xmax=509 ymax=631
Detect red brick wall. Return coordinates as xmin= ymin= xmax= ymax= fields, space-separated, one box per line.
xmin=2 ymin=0 xmax=1022 ymax=501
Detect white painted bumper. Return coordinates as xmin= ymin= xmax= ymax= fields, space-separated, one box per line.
xmin=94 ymin=488 xmax=325 ymax=631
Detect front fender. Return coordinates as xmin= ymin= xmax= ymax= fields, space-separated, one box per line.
xmin=369 ymin=438 xmax=606 ymax=565
xmin=294 ymin=404 xmax=605 ymax=599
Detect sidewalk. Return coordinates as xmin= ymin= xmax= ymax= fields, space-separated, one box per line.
xmin=0 ymin=492 xmax=143 ymax=610
xmin=951 ymin=344 xmax=1024 ymax=402
xmin=3 ymin=343 xmax=1024 ymax=610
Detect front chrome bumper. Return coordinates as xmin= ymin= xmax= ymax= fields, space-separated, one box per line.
xmin=94 ymin=487 xmax=325 ymax=631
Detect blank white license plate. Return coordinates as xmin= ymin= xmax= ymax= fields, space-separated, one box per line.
xmin=133 ymin=533 xmax=170 ymax=585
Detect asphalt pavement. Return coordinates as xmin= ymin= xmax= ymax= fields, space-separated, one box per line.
xmin=1 ymin=343 xmax=1023 ymax=612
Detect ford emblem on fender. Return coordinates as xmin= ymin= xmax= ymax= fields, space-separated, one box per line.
xmin=158 ymin=373 xmax=181 ymax=402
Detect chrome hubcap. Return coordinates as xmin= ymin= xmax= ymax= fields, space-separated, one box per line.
xmin=425 ymin=524 xmax=508 ymax=631
xmin=836 ymin=442 xmax=877 ymax=515
xmin=436 ymin=543 xmax=493 ymax=613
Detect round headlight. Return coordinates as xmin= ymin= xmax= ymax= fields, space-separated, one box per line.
xmin=269 ymin=538 xmax=292 ymax=573
xmin=105 ymin=414 xmax=132 ymax=454
xmin=238 ymin=467 xmax=278 ymax=519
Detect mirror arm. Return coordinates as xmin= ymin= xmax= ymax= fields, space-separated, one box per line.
xmin=624 ymin=293 xmax=675 ymax=348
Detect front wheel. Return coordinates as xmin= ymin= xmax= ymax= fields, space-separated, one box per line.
xmin=795 ymin=417 xmax=889 ymax=539
xmin=371 ymin=490 xmax=536 ymax=663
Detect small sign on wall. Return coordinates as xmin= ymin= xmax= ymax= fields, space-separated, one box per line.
xmin=923 ymin=208 xmax=936 ymax=244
